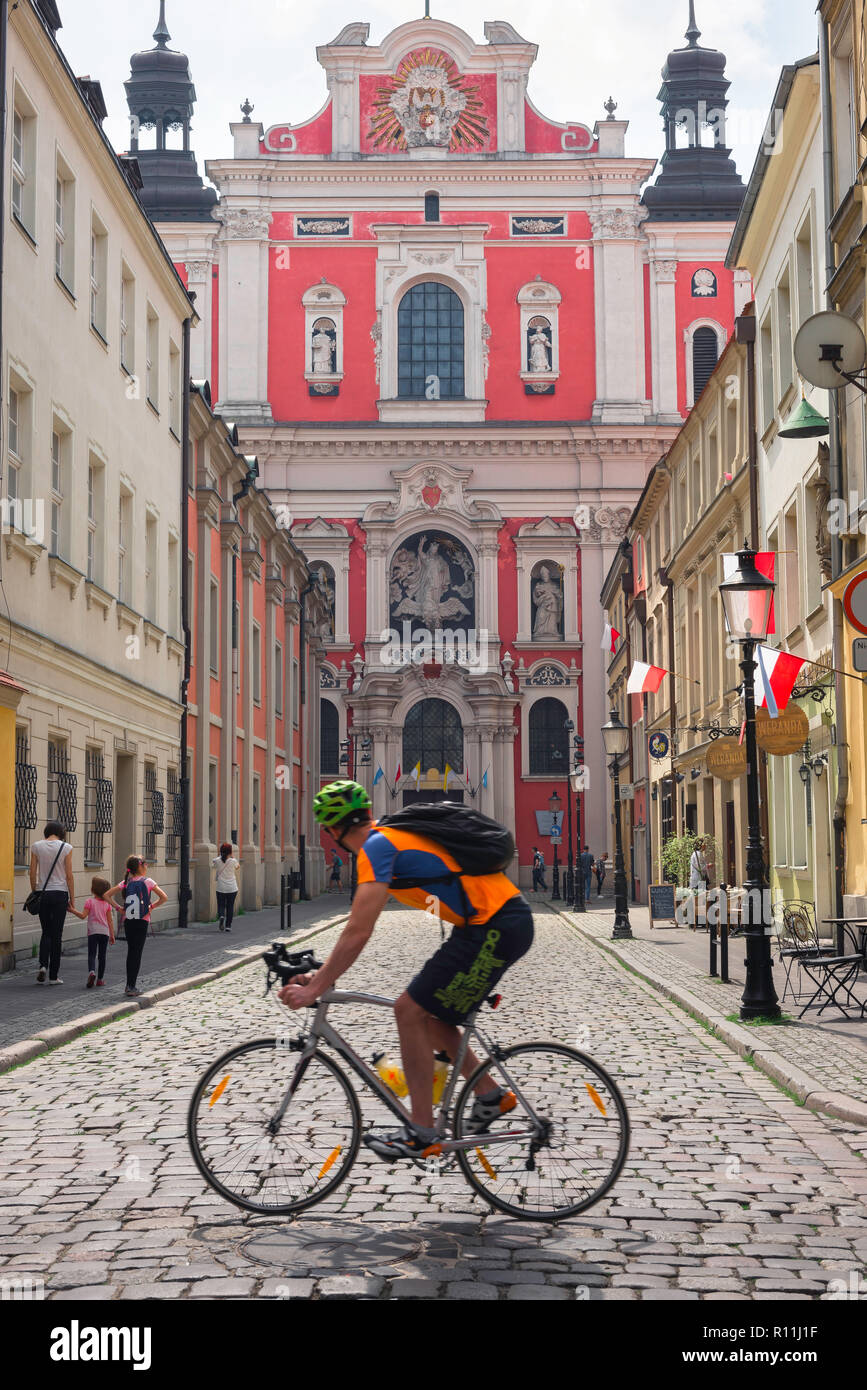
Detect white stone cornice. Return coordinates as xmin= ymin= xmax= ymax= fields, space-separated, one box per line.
xmin=588 ymin=206 xmax=649 ymax=240
xmin=218 ymin=207 xmax=272 ymax=239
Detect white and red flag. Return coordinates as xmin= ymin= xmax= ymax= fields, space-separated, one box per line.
xmin=722 ymin=553 xmax=776 ymax=635
xmin=754 ymin=647 xmax=805 ymax=718
xmin=626 ymin=661 xmax=667 ymax=695
xmin=601 ymin=622 xmax=620 ymax=653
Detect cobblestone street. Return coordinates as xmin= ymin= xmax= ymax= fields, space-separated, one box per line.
xmin=1 ymin=904 xmax=866 ymax=1302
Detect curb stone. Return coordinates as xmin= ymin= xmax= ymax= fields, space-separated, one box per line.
xmin=0 ymin=915 xmax=349 ymax=1075
xmin=559 ymin=909 xmax=867 ymax=1128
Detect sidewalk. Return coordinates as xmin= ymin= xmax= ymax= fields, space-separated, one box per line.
xmin=0 ymin=893 xmax=350 ymax=1052
xmin=559 ymin=901 xmax=867 ymax=1125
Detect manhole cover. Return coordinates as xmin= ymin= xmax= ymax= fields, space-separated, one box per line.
xmin=238 ymin=1220 xmax=462 ymax=1272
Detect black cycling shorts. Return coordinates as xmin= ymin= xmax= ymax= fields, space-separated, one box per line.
xmin=406 ymin=894 xmax=534 ymax=1025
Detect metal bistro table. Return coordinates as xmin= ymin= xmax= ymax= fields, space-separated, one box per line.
xmin=822 ymin=918 xmax=867 ymax=960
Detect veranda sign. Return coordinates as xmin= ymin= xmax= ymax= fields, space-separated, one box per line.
xmin=755 ymin=705 xmax=809 ymax=755
xmin=705 ymin=738 xmax=747 ymax=779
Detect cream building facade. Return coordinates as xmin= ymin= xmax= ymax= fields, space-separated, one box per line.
xmin=4 ymin=1 xmax=194 ymax=962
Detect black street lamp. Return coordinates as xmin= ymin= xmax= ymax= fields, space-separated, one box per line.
xmin=340 ymin=731 xmax=372 ymax=900
xmin=719 ymin=544 xmax=779 ymax=1020
xmin=571 ymin=733 xmax=586 ymax=912
xmin=601 ymin=709 xmax=632 ymax=939
xmin=548 ymin=789 xmax=562 ymax=901
xmin=564 ymin=721 xmax=575 ymax=905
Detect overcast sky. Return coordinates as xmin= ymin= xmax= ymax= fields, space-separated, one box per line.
xmin=56 ymin=1 xmax=818 ymax=190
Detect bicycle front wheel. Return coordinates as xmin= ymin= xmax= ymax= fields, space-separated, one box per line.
xmin=188 ymin=1039 xmax=361 ymax=1215
xmin=453 ymin=1043 xmax=629 ymax=1222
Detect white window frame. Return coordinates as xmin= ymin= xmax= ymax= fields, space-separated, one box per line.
xmin=775 ymin=257 xmax=794 ymax=404
xmin=118 ymin=487 xmax=132 ymax=604
xmin=252 ymin=621 xmax=262 ymax=705
xmin=90 ymin=211 xmax=108 ymax=340
xmin=684 ymin=318 xmax=726 ymax=409
xmin=49 ymin=424 xmax=67 ymax=556
xmin=302 ymin=282 xmax=346 ymax=384
xmin=120 ymin=262 xmax=135 ymax=376
xmin=11 ymin=86 xmax=37 ymax=237
xmin=54 ymin=152 xmax=75 ymax=291
xmin=146 ymin=305 xmax=159 ymax=410
xmin=168 ymin=339 xmax=181 ymax=437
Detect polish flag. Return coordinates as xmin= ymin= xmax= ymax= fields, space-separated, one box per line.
xmin=601 ymin=623 xmax=620 ymax=653
xmin=722 ymin=553 xmax=776 ymax=635
xmin=755 ymin=647 xmax=806 ymax=718
xmin=394 ymin=761 xmax=401 ymax=782
xmin=626 ymin=661 xmax=667 ymax=695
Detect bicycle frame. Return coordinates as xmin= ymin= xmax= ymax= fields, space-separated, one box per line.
xmin=273 ymin=988 xmax=543 ymax=1153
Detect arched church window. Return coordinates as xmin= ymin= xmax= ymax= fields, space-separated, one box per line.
xmin=529 ymin=698 xmax=569 ymax=775
xmin=517 ymin=282 xmax=561 ymax=394
xmin=397 ymin=282 xmax=465 ymax=400
xmin=403 ymin=698 xmax=463 ymax=774
xmin=320 ymin=699 xmax=339 ymax=775
xmin=690 ymin=324 xmax=722 ymax=404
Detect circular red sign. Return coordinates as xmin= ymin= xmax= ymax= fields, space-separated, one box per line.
xmin=843 ymin=570 xmax=867 ymax=635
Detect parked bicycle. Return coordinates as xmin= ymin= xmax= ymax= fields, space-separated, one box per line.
xmin=187 ymin=942 xmax=630 ymax=1222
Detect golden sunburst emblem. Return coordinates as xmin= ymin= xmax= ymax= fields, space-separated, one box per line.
xmin=368 ymin=48 xmax=489 ymax=151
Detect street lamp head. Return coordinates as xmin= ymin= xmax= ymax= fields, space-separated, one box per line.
xmin=798 ymin=761 xmax=811 ymax=785
xmin=548 ymin=789 xmax=562 ymax=815
xmin=601 ymin=708 xmax=629 ymax=758
xmin=564 ymin=719 xmax=574 ymax=732
xmin=719 ymin=545 xmax=775 ymax=642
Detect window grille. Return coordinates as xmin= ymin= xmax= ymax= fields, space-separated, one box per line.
xmin=48 ymin=739 xmax=77 ymax=831
xmin=320 ymin=700 xmax=339 ymax=774
xmin=402 ymin=698 xmax=463 ymax=773
xmin=84 ymin=749 xmax=112 ymax=864
xmin=14 ymin=731 xmax=37 ymax=868
xmin=528 ymin=698 xmax=569 ymax=775
xmin=144 ymin=765 xmax=163 ymax=859
xmin=397 ymin=282 xmax=465 ymax=400
xmin=166 ymin=767 xmax=182 ymax=862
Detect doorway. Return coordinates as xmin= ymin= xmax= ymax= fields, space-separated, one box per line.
xmin=114 ymin=751 xmax=136 ymax=886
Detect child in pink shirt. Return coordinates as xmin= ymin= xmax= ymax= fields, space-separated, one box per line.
xmin=68 ymin=876 xmax=115 ymax=988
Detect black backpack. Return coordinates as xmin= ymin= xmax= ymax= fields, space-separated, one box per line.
xmin=377 ymin=803 xmax=514 ymax=893
xmin=123 ymin=878 xmax=152 ymax=922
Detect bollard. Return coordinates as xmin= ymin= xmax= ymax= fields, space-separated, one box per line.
xmin=709 ymin=913 xmax=718 ymax=977
xmin=720 ymin=914 xmax=730 ymax=984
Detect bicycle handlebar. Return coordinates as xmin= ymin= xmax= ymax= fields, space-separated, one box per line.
xmin=263 ymin=942 xmax=324 ymax=990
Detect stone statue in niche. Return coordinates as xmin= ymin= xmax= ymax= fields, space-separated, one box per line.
xmin=528 ymin=319 xmax=552 ymax=373
xmin=531 ymin=563 xmax=564 ymax=639
xmin=389 ymin=532 xmax=475 ymax=631
xmin=310 ymin=565 xmax=335 ymax=638
xmin=311 ymin=319 xmax=336 ymax=375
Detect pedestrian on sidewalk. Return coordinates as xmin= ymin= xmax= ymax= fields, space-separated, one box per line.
xmin=67 ymin=877 xmax=115 ymax=988
xmin=580 ymin=845 xmax=595 ymax=902
xmin=594 ymin=855 xmax=607 ymax=897
xmin=531 ymin=846 xmax=548 ymax=893
xmin=689 ymin=839 xmax=709 ymax=891
xmin=328 ymin=849 xmax=343 ymax=893
xmin=107 ymin=857 xmax=168 ymax=997
xmin=29 ymin=821 xmax=75 ymax=985
xmin=212 ymin=843 xmax=240 ymax=931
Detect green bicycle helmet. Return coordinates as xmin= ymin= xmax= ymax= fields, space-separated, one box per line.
xmin=314 ymin=780 xmax=372 ymax=830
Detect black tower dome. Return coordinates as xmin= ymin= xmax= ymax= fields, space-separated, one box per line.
xmin=124 ymin=2 xmax=217 ymax=223
xmin=642 ymin=2 xmax=745 ymax=222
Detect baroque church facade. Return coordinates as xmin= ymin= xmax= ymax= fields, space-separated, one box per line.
xmin=130 ymin=8 xmax=747 ymax=883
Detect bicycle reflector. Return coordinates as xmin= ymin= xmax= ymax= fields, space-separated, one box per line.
xmin=486 ymin=993 xmax=502 ymax=1009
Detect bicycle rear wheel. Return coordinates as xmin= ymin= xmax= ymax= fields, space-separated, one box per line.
xmin=188 ymin=1039 xmax=361 ymax=1215
xmin=453 ymin=1043 xmax=629 ymax=1222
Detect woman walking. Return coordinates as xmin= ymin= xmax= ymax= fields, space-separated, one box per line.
xmin=68 ymin=877 xmax=115 ymax=987
xmin=29 ymin=821 xmax=75 ymax=985
xmin=107 ymin=856 xmax=167 ymax=997
xmin=212 ymin=843 xmax=240 ymax=932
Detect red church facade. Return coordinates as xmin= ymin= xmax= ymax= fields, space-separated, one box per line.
xmin=137 ymin=12 xmax=748 ymax=888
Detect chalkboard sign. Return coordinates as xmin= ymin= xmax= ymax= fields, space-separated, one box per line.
xmin=649 ymin=883 xmax=677 ymax=926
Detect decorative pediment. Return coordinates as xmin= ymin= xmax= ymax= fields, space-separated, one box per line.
xmin=362 ymin=462 xmax=502 ymax=525
xmin=516 ymin=517 xmax=575 ymax=539
xmin=293 ymin=517 xmax=349 ymax=540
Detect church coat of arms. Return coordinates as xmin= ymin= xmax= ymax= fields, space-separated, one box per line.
xmin=368 ymin=48 xmax=489 ymax=151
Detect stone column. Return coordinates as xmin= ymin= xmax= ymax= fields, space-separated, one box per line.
xmin=184 ymin=258 xmax=214 ymax=384
xmin=479 ymin=724 xmax=496 ymax=818
xmin=589 ymin=206 xmax=649 ymax=425
xmin=216 ymin=207 xmax=273 ymax=425
xmin=649 ymin=258 xmax=681 ymax=423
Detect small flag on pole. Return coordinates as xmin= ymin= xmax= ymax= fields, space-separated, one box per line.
xmin=482 ymin=768 xmax=488 ymax=789
xmin=373 ymin=766 xmax=384 ymax=786
xmin=394 ymin=761 xmax=401 ymax=782
xmin=754 ymin=647 xmax=805 ymax=717
xmin=626 ymin=661 xmax=667 ymax=696
xmin=410 ymin=761 xmax=421 ymax=784
xmin=443 ymin=764 xmax=452 ymax=792
xmin=601 ymin=623 xmax=620 ymax=654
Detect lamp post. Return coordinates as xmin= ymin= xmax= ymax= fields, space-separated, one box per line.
xmin=601 ymin=709 xmax=632 ymax=939
xmin=564 ymin=721 xmax=575 ymax=905
xmin=548 ymin=789 xmax=562 ymax=901
xmin=571 ymin=733 xmax=585 ymax=912
xmin=719 ymin=544 xmax=779 ymax=1021
xmin=340 ymin=731 xmax=372 ymax=900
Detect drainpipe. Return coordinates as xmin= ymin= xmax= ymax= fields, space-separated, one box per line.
xmin=297 ymin=574 xmax=315 ymax=900
xmin=661 ymin=568 xmax=679 ymax=836
xmin=820 ymin=15 xmax=849 ymax=918
xmin=178 ymin=316 xmax=193 ymax=927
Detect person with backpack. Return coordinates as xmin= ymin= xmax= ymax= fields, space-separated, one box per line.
xmin=328 ymin=849 xmax=343 ymax=893
xmin=594 ymin=855 xmax=607 ymax=897
xmin=212 ymin=843 xmax=240 ymax=931
xmin=28 ymin=821 xmax=75 ymax=985
xmin=279 ymin=780 xmax=533 ymax=1161
xmin=106 ymin=857 xmax=168 ymax=997
xmin=531 ymin=846 xmax=548 ymax=893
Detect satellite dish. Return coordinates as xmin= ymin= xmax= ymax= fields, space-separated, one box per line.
xmin=794 ymin=310 xmax=867 ymax=389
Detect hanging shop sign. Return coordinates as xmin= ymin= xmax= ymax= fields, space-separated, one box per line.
xmin=705 ymin=738 xmax=747 ymax=779
xmin=648 ymin=732 xmax=670 ymax=760
xmin=755 ymin=705 xmax=809 ymax=755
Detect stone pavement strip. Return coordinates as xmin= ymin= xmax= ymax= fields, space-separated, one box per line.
xmin=0 ymin=904 xmax=866 ymax=1301
xmin=561 ymin=906 xmax=867 ymax=1127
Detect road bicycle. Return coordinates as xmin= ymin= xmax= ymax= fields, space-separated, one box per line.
xmin=187 ymin=942 xmax=630 ymax=1222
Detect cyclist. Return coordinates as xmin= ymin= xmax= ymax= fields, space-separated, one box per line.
xmin=278 ymin=780 xmax=534 ymax=1160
